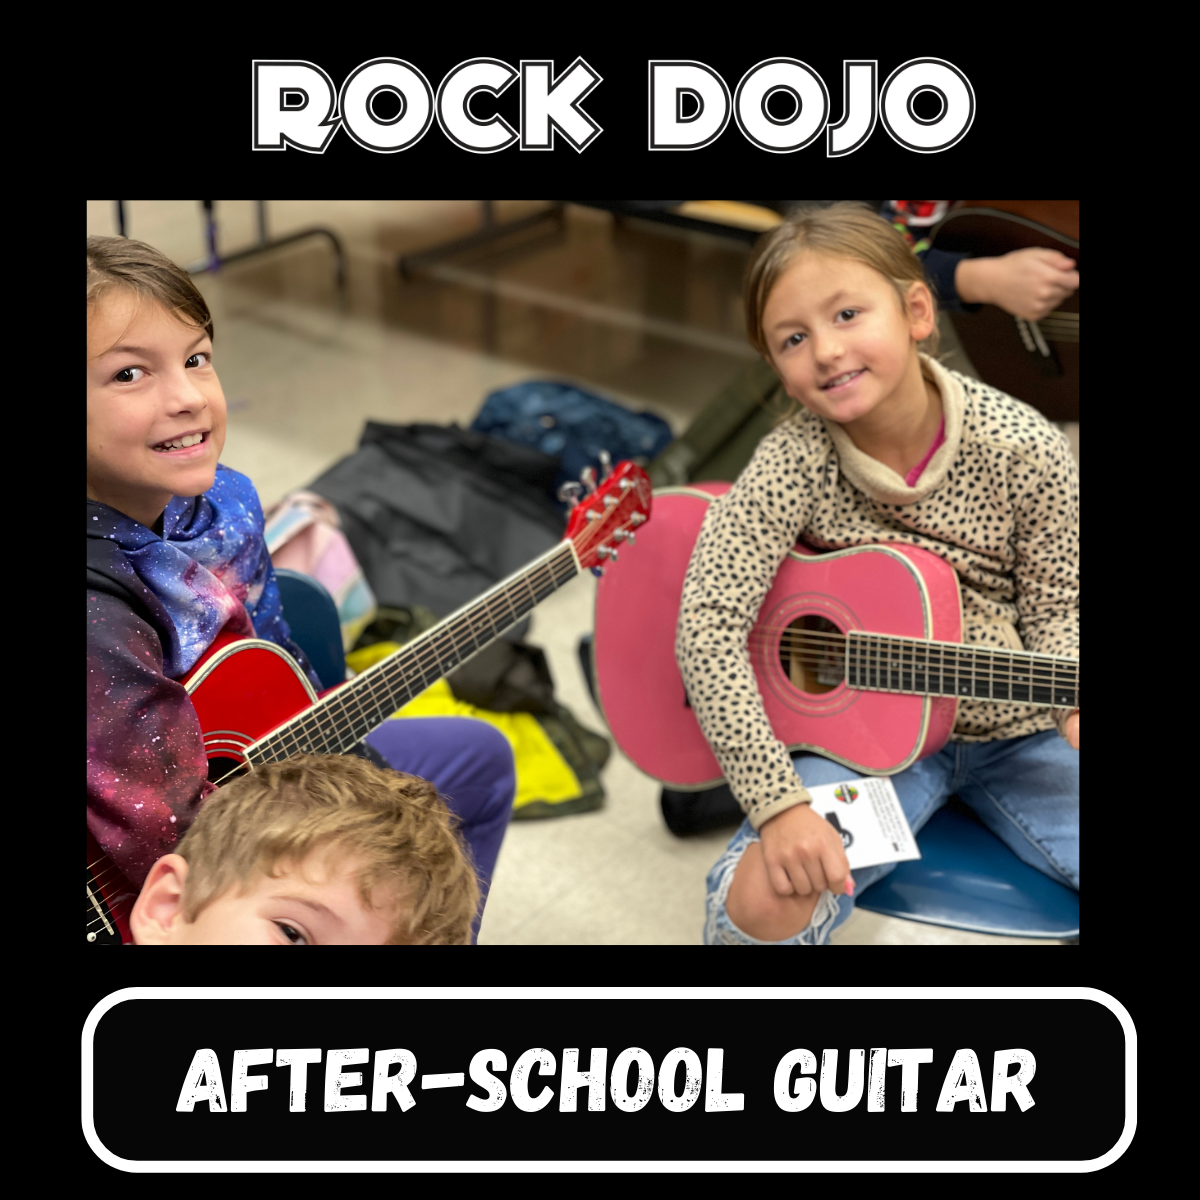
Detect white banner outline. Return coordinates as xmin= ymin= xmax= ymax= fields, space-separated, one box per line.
xmin=83 ymin=987 xmax=1134 ymax=1173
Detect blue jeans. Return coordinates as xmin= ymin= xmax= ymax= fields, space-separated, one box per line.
xmin=705 ymin=729 xmax=1079 ymax=945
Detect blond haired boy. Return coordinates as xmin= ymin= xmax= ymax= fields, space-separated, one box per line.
xmin=131 ymin=755 xmax=480 ymax=945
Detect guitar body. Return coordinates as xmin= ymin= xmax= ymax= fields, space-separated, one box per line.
xmin=184 ymin=629 xmax=322 ymax=776
xmin=593 ymin=484 xmax=961 ymax=787
xmin=931 ymin=201 xmax=1079 ymax=422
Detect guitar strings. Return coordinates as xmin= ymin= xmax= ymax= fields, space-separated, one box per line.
xmin=754 ymin=635 xmax=1078 ymax=674
xmin=758 ymin=656 xmax=1078 ymax=682
xmin=251 ymin=494 xmax=634 ymax=763
xmin=208 ymin=549 xmax=574 ymax=787
xmin=744 ymin=628 xmax=1078 ymax=697
xmin=756 ymin=652 xmax=1077 ymax=682
xmin=750 ymin=626 xmax=1076 ymax=660
xmin=253 ymin=561 xmax=569 ymax=762
xmin=750 ymin=643 xmax=1077 ymax=686
xmin=87 ymin=858 xmax=137 ymax=932
xmin=210 ymin=554 xmax=576 ymax=785
xmin=264 ymin=543 xmax=579 ymax=756
xmin=760 ymin=659 xmax=1077 ymax=694
xmin=752 ymin=641 xmax=1076 ymax=669
xmin=750 ymin=624 xmax=1076 ymax=660
xmin=87 ymin=859 xmax=132 ymax=889
xmin=753 ymin=663 xmax=1076 ymax=694
xmin=277 ymin=544 xmax=572 ymax=734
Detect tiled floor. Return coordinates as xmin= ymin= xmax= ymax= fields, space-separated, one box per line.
xmin=87 ymin=200 xmax=1077 ymax=944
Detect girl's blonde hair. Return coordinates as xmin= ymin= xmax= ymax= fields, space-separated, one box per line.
xmin=87 ymin=235 xmax=214 ymax=342
xmin=744 ymin=201 xmax=940 ymax=360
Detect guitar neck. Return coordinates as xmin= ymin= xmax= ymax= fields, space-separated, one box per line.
xmin=248 ymin=541 xmax=580 ymax=763
xmin=844 ymin=631 xmax=1078 ymax=708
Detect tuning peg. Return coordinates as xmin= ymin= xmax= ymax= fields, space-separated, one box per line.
xmin=557 ymin=480 xmax=584 ymax=508
xmin=598 ymin=449 xmax=613 ymax=481
xmin=591 ymin=566 xmax=606 ymax=578
xmin=612 ymin=529 xmax=635 ymax=544
xmin=580 ymin=466 xmax=598 ymax=494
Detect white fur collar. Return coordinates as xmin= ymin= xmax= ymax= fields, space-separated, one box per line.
xmin=821 ymin=353 xmax=964 ymax=505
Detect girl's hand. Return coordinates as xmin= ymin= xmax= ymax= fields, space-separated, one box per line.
xmin=759 ymin=802 xmax=853 ymax=899
xmin=956 ymin=247 xmax=1079 ymax=321
xmin=1065 ymin=710 xmax=1079 ymax=750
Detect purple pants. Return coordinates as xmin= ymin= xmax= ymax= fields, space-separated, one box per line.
xmin=364 ymin=716 xmax=515 ymax=932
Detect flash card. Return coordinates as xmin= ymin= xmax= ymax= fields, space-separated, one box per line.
xmin=807 ymin=776 xmax=921 ymax=870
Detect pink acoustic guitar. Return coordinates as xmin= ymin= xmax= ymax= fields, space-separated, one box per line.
xmin=592 ymin=482 xmax=1078 ymax=788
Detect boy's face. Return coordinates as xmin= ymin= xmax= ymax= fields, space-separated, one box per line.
xmin=131 ymin=844 xmax=402 ymax=945
xmin=762 ymin=251 xmax=932 ymax=427
xmin=87 ymin=290 xmax=227 ymax=529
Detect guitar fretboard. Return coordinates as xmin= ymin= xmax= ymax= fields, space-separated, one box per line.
xmin=845 ymin=631 xmax=1078 ymax=708
xmin=247 ymin=542 xmax=579 ymax=764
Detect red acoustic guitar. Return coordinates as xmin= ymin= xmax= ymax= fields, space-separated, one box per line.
xmin=591 ymin=483 xmax=1078 ymax=790
xmin=86 ymin=460 xmax=652 ymax=944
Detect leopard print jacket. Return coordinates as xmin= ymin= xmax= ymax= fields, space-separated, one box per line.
xmin=675 ymin=354 xmax=1079 ymax=831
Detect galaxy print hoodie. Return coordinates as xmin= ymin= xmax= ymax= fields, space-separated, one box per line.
xmin=87 ymin=464 xmax=316 ymax=887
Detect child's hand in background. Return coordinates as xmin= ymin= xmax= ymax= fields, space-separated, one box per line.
xmin=956 ymin=247 xmax=1079 ymax=321
xmin=1066 ymin=710 xmax=1079 ymax=750
xmin=759 ymin=801 xmax=853 ymax=899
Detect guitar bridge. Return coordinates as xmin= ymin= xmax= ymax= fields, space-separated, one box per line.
xmin=86 ymin=874 xmax=122 ymax=944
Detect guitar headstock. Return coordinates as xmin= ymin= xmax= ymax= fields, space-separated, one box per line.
xmin=561 ymin=455 xmax=652 ymax=574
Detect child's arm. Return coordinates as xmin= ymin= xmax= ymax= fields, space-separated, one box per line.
xmin=87 ymin=588 xmax=213 ymax=887
xmin=954 ymin=248 xmax=1079 ymax=322
xmin=1011 ymin=426 xmax=1080 ymax=747
xmin=675 ymin=429 xmax=821 ymax=830
xmin=676 ymin=436 xmax=854 ymax=898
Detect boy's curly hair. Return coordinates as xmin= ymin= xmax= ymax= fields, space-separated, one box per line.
xmin=176 ymin=754 xmax=480 ymax=945
xmin=87 ymin=234 xmax=214 ymax=342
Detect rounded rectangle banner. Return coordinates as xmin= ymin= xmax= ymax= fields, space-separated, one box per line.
xmin=83 ymin=987 xmax=1133 ymax=1172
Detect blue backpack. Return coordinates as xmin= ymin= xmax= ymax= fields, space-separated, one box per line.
xmin=470 ymin=382 xmax=673 ymax=501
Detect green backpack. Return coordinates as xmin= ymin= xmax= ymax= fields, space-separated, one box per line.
xmin=648 ymin=357 xmax=788 ymax=487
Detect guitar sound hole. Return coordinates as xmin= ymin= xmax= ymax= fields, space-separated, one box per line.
xmin=207 ymin=756 xmax=249 ymax=786
xmin=781 ymin=614 xmax=844 ymax=694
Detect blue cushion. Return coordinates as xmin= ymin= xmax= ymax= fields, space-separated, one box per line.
xmin=855 ymin=799 xmax=1079 ymax=939
xmin=275 ymin=568 xmax=344 ymax=692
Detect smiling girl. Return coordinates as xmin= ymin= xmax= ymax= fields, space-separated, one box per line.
xmin=87 ymin=236 xmax=515 ymax=928
xmin=675 ymin=203 xmax=1079 ymax=946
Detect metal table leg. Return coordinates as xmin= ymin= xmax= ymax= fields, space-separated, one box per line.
xmin=187 ymin=200 xmax=348 ymax=308
xmin=398 ymin=201 xmax=565 ymax=280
